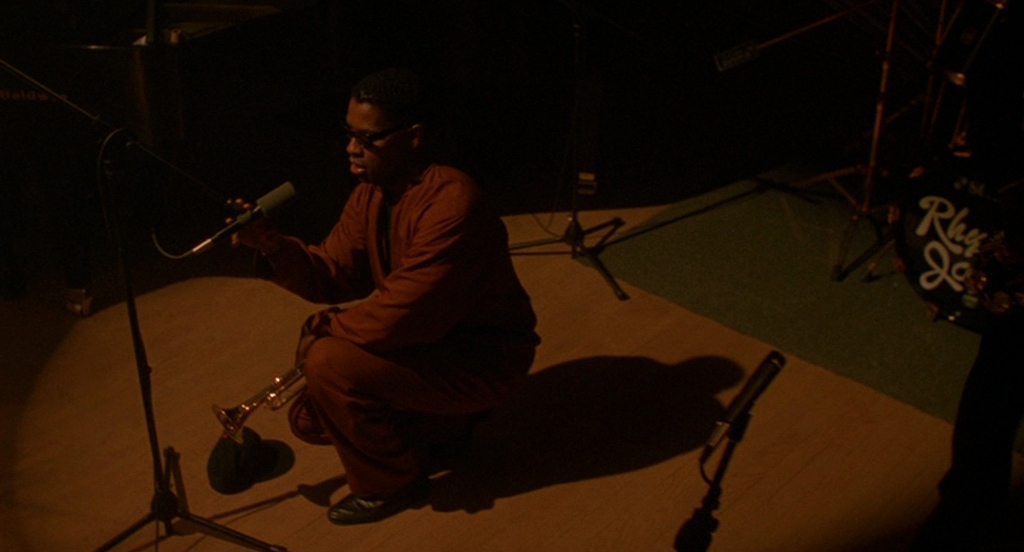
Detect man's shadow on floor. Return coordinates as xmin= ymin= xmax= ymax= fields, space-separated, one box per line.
xmin=429 ymin=354 xmax=745 ymax=513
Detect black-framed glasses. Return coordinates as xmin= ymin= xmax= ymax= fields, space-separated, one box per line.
xmin=342 ymin=122 xmax=411 ymax=148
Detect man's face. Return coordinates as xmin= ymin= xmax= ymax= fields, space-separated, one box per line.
xmin=345 ymin=98 xmax=419 ymax=188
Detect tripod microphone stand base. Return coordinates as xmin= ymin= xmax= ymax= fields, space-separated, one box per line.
xmin=829 ymin=204 xmax=899 ymax=283
xmin=789 ymin=164 xmax=897 ymax=282
xmin=510 ymin=213 xmax=629 ymax=300
xmin=95 ymin=447 xmax=288 ymax=552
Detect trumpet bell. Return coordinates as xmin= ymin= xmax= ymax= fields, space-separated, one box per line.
xmin=213 ymin=403 xmax=253 ymax=444
xmin=213 ymin=362 xmax=306 ymax=443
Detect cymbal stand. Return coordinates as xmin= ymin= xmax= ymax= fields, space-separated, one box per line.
xmin=918 ymin=0 xmax=1008 ymax=159
xmin=789 ymin=0 xmax=904 ymax=282
xmin=0 ymin=52 xmax=287 ymax=552
xmin=509 ymin=5 xmax=629 ymax=301
xmin=916 ymin=0 xmax=954 ymax=158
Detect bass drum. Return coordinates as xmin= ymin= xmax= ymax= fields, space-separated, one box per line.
xmin=896 ymin=163 xmax=1014 ymax=333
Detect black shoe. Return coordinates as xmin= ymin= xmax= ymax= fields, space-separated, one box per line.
xmin=327 ymin=477 xmax=430 ymax=525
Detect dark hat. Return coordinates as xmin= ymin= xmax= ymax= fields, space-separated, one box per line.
xmin=206 ymin=427 xmax=282 ymax=495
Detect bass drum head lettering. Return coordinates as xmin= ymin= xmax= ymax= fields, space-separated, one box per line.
xmin=896 ymin=163 xmax=1008 ymax=333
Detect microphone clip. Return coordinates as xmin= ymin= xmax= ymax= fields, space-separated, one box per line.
xmin=699 ymin=411 xmax=753 ymax=464
xmin=699 ymin=350 xmax=785 ymax=464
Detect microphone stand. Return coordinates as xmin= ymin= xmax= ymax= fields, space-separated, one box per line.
xmin=509 ymin=2 xmax=629 ymax=301
xmin=0 ymin=52 xmax=287 ymax=552
xmin=674 ymin=412 xmax=752 ymax=552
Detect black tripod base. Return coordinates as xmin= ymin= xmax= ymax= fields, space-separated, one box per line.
xmin=94 ymin=448 xmax=287 ymax=552
xmin=95 ymin=509 xmax=288 ymax=552
xmin=510 ymin=215 xmax=629 ymax=300
xmin=830 ymin=206 xmax=898 ymax=283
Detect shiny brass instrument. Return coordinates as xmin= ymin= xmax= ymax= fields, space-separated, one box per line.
xmin=213 ymin=362 xmax=305 ymax=443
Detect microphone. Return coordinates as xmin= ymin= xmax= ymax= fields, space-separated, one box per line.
xmin=189 ymin=181 xmax=296 ymax=256
xmin=700 ymin=350 xmax=785 ymax=463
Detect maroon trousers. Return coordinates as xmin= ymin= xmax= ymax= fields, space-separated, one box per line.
xmin=288 ymin=333 xmax=533 ymax=497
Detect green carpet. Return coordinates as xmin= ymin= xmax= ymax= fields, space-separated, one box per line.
xmin=598 ymin=163 xmax=1024 ymax=453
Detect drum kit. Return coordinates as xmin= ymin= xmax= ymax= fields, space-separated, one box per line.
xmin=895 ymin=160 xmax=1022 ymax=332
xmin=803 ymin=0 xmax=1023 ymax=333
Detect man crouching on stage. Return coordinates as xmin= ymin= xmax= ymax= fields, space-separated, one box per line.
xmin=233 ymin=67 xmax=540 ymax=525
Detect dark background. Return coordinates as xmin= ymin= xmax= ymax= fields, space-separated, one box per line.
xmin=0 ymin=0 xmax=988 ymax=298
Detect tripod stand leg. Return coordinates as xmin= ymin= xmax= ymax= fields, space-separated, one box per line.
xmin=175 ymin=511 xmax=289 ymax=552
xmin=93 ymin=513 xmax=157 ymax=552
xmin=576 ymin=244 xmax=629 ymax=300
xmin=831 ymin=214 xmax=865 ymax=281
xmin=565 ymin=216 xmax=629 ymax=300
xmin=573 ymin=216 xmax=625 ymax=250
xmin=165 ymin=447 xmax=289 ymax=552
xmin=831 ymin=206 xmax=895 ymax=282
xmin=862 ymin=237 xmax=897 ymax=282
xmin=509 ymin=234 xmax=566 ymax=251
xmin=166 ymin=447 xmax=190 ymax=515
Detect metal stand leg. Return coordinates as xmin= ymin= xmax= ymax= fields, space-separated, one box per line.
xmin=788 ymin=0 xmax=904 ymax=282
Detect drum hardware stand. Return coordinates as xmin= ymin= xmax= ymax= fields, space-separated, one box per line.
xmin=0 ymin=55 xmax=288 ymax=552
xmin=863 ymin=0 xmax=1005 ymax=283
xmin=788 ymin=0 xmax=905 ymax=282
xmin=509 ymin=1 xmax=629 ymax=301
xmin=917 ymin=0 xmax=956 ymax=158
xmin=859 ymin=0 xmax=998 ymax=283
xmin=918 ymin=0 xmax=1010 ymax=161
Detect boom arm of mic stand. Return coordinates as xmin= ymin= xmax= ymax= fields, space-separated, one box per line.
xmin=713 ymin=0 xmax=884 ymax=71
xmin=0 ymin=56 xmax=222 ymax=204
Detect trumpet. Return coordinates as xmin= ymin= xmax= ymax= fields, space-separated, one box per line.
xmin=213 ymin=361 xmax=306 ymax=443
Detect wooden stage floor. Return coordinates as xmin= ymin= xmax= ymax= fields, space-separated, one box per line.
xmin=2 ymin=206 xmax=1021 ymax=552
